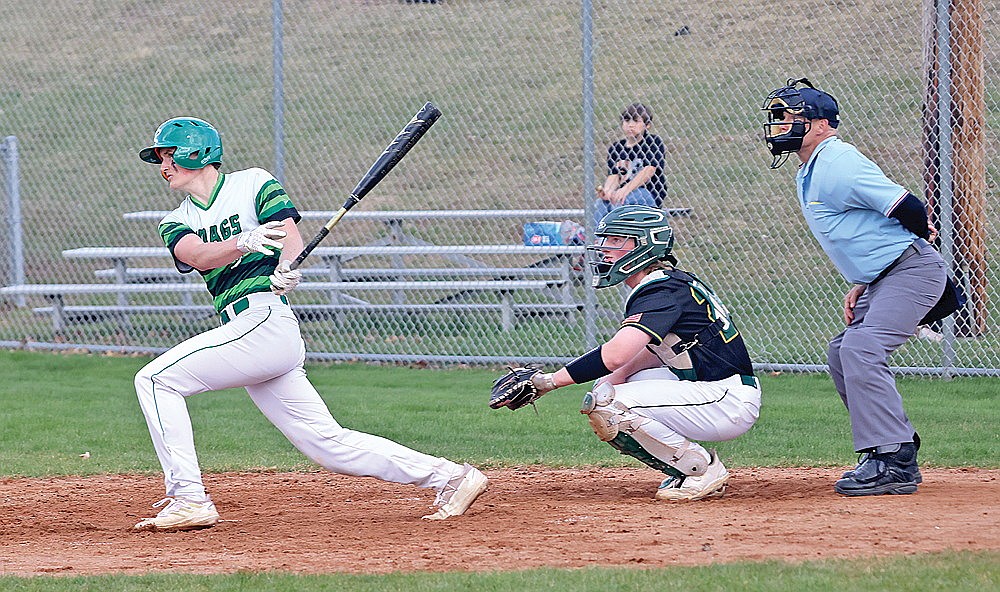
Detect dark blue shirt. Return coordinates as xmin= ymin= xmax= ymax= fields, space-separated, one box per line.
xmin=607 ymin=134 xmax=667 ymax=207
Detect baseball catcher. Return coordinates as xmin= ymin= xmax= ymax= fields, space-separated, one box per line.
xmin=490 ymin=206 xmax=761 ymax=501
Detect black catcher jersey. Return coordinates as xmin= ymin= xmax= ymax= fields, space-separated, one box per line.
xmin=621 ymin=269 xmax=754 ymax=381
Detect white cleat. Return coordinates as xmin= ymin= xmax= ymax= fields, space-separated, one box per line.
xmin=655 ymin=450 xmax=730 ymax=501
xmin=133 ymin=497 xmax=220 ymax=531
xmin=422 ymin=464 xmax=488 ymax=520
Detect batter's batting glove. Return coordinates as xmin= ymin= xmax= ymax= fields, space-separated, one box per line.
xmin=236 ymin=221 xmax=286 ymax=256
xmin=270 ymin=260 xmax=302 ymax=295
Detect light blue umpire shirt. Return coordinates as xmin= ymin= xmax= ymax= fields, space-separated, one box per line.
xmin=796 ymin=136 xmax=917 ymax=284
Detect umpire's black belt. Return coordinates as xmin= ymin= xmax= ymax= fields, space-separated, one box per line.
xmin=870 ymin=238 xmax=927 ymax=286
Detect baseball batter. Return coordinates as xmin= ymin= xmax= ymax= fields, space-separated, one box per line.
xmin=132 ymin=117 xmax=487 ymax=530
xmin=494 ymin=206 xmax=761 ymax=501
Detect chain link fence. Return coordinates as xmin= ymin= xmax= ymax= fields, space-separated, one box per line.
xmin=0 ymin=0 xmax=996 ymax=373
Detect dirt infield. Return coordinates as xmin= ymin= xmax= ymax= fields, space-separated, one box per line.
xmin=1 ymin=467 xmax=997 ymax=576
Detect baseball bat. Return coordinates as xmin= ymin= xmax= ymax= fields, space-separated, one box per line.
xmin=290 ymin=101 xmax=442 ymax=270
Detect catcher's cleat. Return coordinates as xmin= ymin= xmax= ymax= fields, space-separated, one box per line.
xmin=654 ymin=450 xmax=730 ymax=501
xmin=422 ymin=464 xmax=488 ymax=520
xmin=133 ymin=497 xmax=220 ymax=531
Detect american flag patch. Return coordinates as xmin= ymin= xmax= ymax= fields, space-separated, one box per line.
xmin=622 ymin=313 xmax=642 ymax=324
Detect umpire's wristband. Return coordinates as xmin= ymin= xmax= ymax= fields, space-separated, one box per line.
xmin=565 ymin=346 xmax=612 ymax=384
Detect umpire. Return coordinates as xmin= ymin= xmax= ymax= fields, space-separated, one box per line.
xmin=761 ymin=77 xmax=955 ymax=496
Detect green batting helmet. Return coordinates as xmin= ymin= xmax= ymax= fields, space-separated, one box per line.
xmin=139 ymin=117 xmax=223 ymax=170
xmin=588 ymin=205 xmax=675 ymax=288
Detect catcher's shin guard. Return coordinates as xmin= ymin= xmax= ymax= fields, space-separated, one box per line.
xmin=581 ymin=383 xmax=709 ymax=477
xmin=608 ymin=433 xmax=686 ymax=478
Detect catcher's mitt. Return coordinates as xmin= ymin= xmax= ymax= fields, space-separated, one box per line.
xmin=490 ymin=366 xmax=545 ymax=410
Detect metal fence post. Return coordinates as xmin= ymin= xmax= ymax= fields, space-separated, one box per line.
xmin=581 ymin=0 xmax=598 ymax=350
xmin=936 ymin=0 xmax=957 ymax=378
xmin=2 ymin=136 xmax=25 ymax=307
xmin=272 ymin=0 xmax=286 ymax=185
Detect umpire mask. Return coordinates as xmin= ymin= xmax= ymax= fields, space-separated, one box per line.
xmin=588 ymin=205 xmax=676 ymax=289
xmin=761 ymin=77 xmax=840 ymax=169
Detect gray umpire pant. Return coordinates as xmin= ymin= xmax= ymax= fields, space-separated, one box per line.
xmin=827 ymin=239 xmax=946 ymax=452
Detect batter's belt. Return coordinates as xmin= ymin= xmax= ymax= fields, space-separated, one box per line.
xmin=220 ymin=292 xmax=289 ymax=324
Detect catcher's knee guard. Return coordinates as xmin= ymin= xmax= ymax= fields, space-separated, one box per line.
xmin=581 ymin=383 xmax=708 ymax=477
xmin=580 ymin=382 xmax=626 ymax=441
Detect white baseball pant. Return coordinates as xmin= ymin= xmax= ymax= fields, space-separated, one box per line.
xmin=613 ymin=367 xmax=761 ymax=455
xmin=134 ymin=292 xmax=462 ymax=501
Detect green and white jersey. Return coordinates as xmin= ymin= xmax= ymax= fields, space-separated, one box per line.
xmin=158 ymin=168 xmax=300 ymax=312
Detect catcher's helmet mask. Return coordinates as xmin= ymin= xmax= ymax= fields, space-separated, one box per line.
xmin=761 ymin=77 xmax=839 ymax=169
xmin=139 ymin=117 xmax=224 ymax=171
xmin=588 ymin=205 xmax=676 ymax=289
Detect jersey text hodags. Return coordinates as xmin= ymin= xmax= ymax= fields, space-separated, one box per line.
xmin=158 ymin=168 xmax=300 ymax=312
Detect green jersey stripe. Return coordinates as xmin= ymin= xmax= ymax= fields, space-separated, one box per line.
xmin=200 ymin=251 xmax=273 ymax=283
xmin=205 ymin=257 xmax=277 ymax=301
xmin=261 ymin=205 xmax=299 ymax=224
xmin=257 ymin=181 xmax=299 ymax=223
xmin=204 ymin=257 xmax=275 ymax=291
xmin=256 ymin=180 xmax=285 ymax=211
xmin=160 ymin=221 xmax=193 ymax=250
xmin=212 ymin=276 xmax=273 ymax=311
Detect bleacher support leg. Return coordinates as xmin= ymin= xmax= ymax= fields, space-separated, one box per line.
xmin=49 ymin=294 xmax=65 ymax=334
xmin=500 ymin=290 xmax=513 ymax=332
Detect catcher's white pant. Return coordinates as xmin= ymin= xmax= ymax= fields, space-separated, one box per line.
xmin=135 ymin=292 xmax=463 ymax=501
xmin=613 ymin=368 xmax=761 ymax=455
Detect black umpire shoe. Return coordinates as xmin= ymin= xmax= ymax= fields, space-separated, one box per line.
xmin=841 ymin=432 xmax=922 ymax=484
xmin=834 ymin=442 xmax=920 ymax=496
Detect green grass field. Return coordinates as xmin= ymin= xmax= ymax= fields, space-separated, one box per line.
xmin=1 ymin=553 xmax=997 ymax=592
xmin=0 ymin=350 xmax=997 ymax=589
xmin=1 ymin=350 xmax=997 ymax=476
